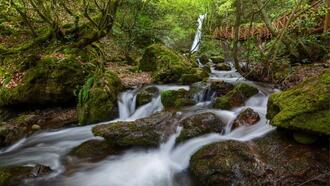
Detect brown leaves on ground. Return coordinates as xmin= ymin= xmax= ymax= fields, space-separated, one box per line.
xmin=0 ymin=72 xmax=25 ymax=89
xmin=107 ymin=63 xmax=152 ymax=88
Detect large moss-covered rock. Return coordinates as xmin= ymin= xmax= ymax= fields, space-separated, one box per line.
xmin=0 ymin=165 xmax=51 ymax=186
xmin=267 ymin=70 xmax=330 ymax=136
xmin=0 ymin=56 xmax=86 ymax=107
xmin=136 ymin=86 xmax=159 ymax=107
xmin=92 ymin=111 xmax=226 ymax=148
xmin=210 ymin=80 xmax=234 ymax=97
xmin=161 ymin=89 xmax=195 ymax=109
xmin=176 ymin=112 xmax=225 ymax=142
xmin=77 ymin=71 xmax=122 ymax=124
xmin=214 ymin=63 xmax=231 ymax=71
xmin=190 ymin=131 xmax=330 ymax=185
xmin=92 ymin=112 xmax=177 ymax=147
xmin=69 ymin=140 xmax=121 ymax=161
xmin=213 ymin=83 xmax=258 ymax=110
xmin=139 ymin=44 xmax=206 ymax=84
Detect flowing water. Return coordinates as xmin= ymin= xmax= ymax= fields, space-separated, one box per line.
xmin=0 ymin=14 xmax=276 ymax=185
xmin=190 ymin=14 xmax=207 ymax=53
xmin=0 ymin=63 xmax=276 ymax=186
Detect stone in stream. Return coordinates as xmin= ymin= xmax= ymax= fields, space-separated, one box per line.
xmin=232 ymin=108 xmax=260 ymax=129
xmin=214 ymin=63 xmax=231 ymax=71
xmin=92 ymin=112 xmax=225 ymax=147
xmin=92 ymin=112 xmax=178 ymax=147
xmin=176 ymin=112 xmax=225 ymax=143
xmin=136 ymin=86 xmax=159 ymax=107
xmin=138 ymin=44 xmax=208 ymax=84
xmin=0 ymin=165 xmax=52 ymax=186
xmin=161 ymin=89 xmax=195 ymax=109
xmin=267 ymin=69 xmax=330 ymax=143
xmin=69 ymin=140 xmax=121 ymax=161
xmin=190 ymin=131 xmax=330 ymax=185
xmin=199 ymin=55 xmax=210 ymax=65
xmin=210 ymin=55 xmax=225 ymax=64
xmin=213 ymin=83 xmax=258 ymax=110
xmin=210 ymin=80 xmax=234 ymax=97
xmin=77 ymin=71 xmax=123 ymax=125
xmin=0 ymin=108 xmax=77 ymax=147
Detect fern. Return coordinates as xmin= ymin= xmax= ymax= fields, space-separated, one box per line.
xmin=78 ymin=76 xmax=95 ymax=106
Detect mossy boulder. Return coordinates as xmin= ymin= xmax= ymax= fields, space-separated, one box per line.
xmin=77 ymin=71 xmax=123 ymax=124
xmin=69 ymin=140 xmax=121 ymax=161
xmin=139 ymin=44 xmax=206 ymax=83
xmin=214 ymin=63 xmax=231 ymax=71
xmin=92 ymin=112 xmax=177 ymax=147
xmin=190 ymin=131 xmax=330 ymax=185
xmin=210 ymin=55 xmax=225 ymax=64
xmin=180 ymin=68 xmax=209 ymax=85
xmin=161 ymin=89 xmax=195 ymax=109
xmin=213 ymin=83 xmax=258 ymax=110
xmin=266 ymin=70 xmax=330 ymax=136
xmin=199 ymin=55 xmax=210 ymax=65
xmin=136 ymin=86 xmax=159 ymax=107
xmin=0 ymin=165 xmax=51 ymax=186
xmin=210 ymin=80 xmax=234 ymax=97
xmin=0 ymin=56 xmax=86 ymax=107
xmin=176 ymin=112 xmax=225 ymax=142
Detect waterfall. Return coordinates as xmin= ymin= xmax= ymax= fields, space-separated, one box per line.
xmin=190 ymin=14 xmax=207 ymax=53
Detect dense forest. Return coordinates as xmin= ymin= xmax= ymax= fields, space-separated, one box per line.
xmin=0 ymin=0 xmax=329 ymax=185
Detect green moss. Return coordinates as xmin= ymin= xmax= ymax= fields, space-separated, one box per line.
xmin=293 ymin=132 xmax=317 ymax=144
xmin=136 ymin=87 xmax=159 ymax=107
xmin=180 ymin=68 xmax=208 ymax=85
xmin=139 ymin=44 xmax=202 ymax=83
xmin=77 ymin=71 xmax=122 ymax=124
xmin=0 ymin=56 xmax=86 ymax=107
xmin=0 ymin=169 xmax=11 ymax=186
xmin=161 ymin=89 xmax=194 ymax=109
xmin=213 ymin=83 xmax=258 ymax=109
xmin=267 ymin=70 xmax=330 ymax=135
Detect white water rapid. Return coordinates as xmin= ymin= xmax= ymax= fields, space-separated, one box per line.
xmin=0 ymin=62 xmax=276 ymax=186
xmin=190 ymin=14 xmax=207 ymax=53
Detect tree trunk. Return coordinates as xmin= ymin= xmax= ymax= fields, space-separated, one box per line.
xmin=233 ymin=0 xmax=242 ymax=73
xmin=324 ymin=0 xmax=330 ymax=32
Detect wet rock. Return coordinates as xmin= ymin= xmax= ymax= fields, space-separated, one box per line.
xmin=199 ymin=55 xmax=210 ymax=65
xmin=210 ymin=80 xmax=234 ymax=97
xmin=77 ymin=71 xmax=123 ymax=124
xmin=139 ymin=44 xmax=207 ymax=83
xmin=210 ymin=55 xmax=225 ymax=64
xmin=31 ymin=124 xmax=41 ymax=130
xmin=0 ymin=165 xmax=51 ymax=186
xmin=92 ymin=112 xmax=179 ymax=147
xmin=69 ymin=140 xmax=121 ymax=161
xmin=214 ymin=63 xmax=231 ymax=71
xmin=136 ymin=86 xmax=159 ymax=107
xmin=232 ymin=108 xmax=260 ymax=129
xmin=177 ymin=112 xmax=225 ymax=142
xmin=180 ymin=68 xmax=208 ymax=85
xmin=0 ymin=56 xmax=86 ymax=107
xmin=190 ymin=131 xmax=330 ymax=185
xmin=267 ymin=69 xmax=330 ymax=138
xmin=213 ymin=83 xmax=258 ymax=110
xmin=0 ymin=108 xmax=77 ymax=147
xmin=293 ymin=131 xmax=318 ymax=145
xmin=161 ymin=89 xmax=195 ymax=109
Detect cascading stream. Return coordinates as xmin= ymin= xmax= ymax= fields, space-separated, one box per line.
xmin=0 ymin=62 xmax=276 ymax=186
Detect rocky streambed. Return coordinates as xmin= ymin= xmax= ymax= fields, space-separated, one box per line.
xmin=0 ymin=45 xmax=329 ymax=186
